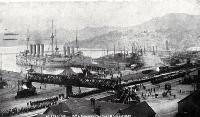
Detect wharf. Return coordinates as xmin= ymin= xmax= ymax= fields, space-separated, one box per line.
xmin=1 ymin=62 xmax=199 ymax=117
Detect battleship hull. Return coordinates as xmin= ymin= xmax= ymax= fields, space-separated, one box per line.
xmin=16 ymin=51 xmax=99 ymax=69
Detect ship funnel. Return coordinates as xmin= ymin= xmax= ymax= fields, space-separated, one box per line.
xmin=30 ymin=44 xmax=33 ymax=55
xmin=71 ymin=46 xmax=75 ymax=55
xmin=67 ymin=46 xmax=70 ymax=56
xmin=63 ymin=46 xmax=66 ymax=56
xmin=33 ymin=44 xmax=36 ymax=56
xmin=41 ymin=44 xmax=44 ymax=56
xmin=36 ymin=44 xmax=40 ymax=57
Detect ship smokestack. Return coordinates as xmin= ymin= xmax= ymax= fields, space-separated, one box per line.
xmin=166 ymin=40 xmax=169 ymax=50
xmin=67 ymin=46 xmax=71 ymax=56
xmin=71 ymin=46 xmax=75 ymax=55
xmin=152 ymin=46 xmax=155 ymax=55
xmin=41 ymin=44 xmax=44 ymax=56
xmin=30 ymin=44 xmax=33 ymax=55
xmin=33 ymin=44 xmax=36 ymax=56
xmin=37 ymin=44 xmax=40 ymax=57
xmin=132 ymin=46 xmax=133 ymax=54
xmin=114 ymin=44 xmax=115 ymax=56
xmin=63 ymin=46 xmax=66 ymax=56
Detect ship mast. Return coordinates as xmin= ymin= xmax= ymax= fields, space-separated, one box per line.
xmin=75 ymin=28 xmax=79 ymax=51
xmin=55 ymin=29 xmax=58 ymax=53
xmin=51 ymin=20 xmax=54 ymax=55
xmin=26 ymin=28 xmax=30 ymax=50
xmin=0 ymin=53 xmax=2 ymax=70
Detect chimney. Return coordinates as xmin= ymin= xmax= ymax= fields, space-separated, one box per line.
xmin=132 ymin=46 xmax=133 ymax=54
xmin=63 ymin=46 xmax=66 ymax=56
xmin=41 ymin=44 xmax=44 ymax=56
xmin=33 ymin=44 xmax=36 ymax=56
xmin=37 ymin=44 xmax=40 ymax=57
xmin=71 ymin=46 xmax=75 ymax=55
xmin=152 ymin=46 xmax=155 ymax=55
xmin=123 ymin=46 xmax=125 ymax=59
xmin=95 ymin=106 xmax=101 ymax=116
xmin=67 ymin=46 xmax=70 ymax=56
xmin=30 ymin=44 xmax=33 ymax=55
xmin=166 ymin=40 xmax=169 ymax=50
xmin=114 ymin=44 xmax=115 ymax=56
xmin=91 ymin=98 xmax=101 ymax=116
xmin=90 ymin=98 xmax=95 ymax=108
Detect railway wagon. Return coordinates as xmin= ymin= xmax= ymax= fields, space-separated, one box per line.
xmin=151 ymin=71 xmax=186 ymax=84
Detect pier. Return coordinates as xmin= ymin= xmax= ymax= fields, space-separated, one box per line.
xmin=26 ymin=64 xmax=200 ymax=98
xmin=27 ymin=72 xmax=119 ymax=90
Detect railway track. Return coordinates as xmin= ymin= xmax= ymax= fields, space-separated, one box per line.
xmin=0 ymin=85 xmax=64 ymax=107
xmin=1 ymin=65 xmax=198 ymax=104
xmin=0 ymin=72 xmax=24 ymax=98
xmin=121 ymin=67 xmax=197 ymax=88
xmin=0 ymin=81 xmax=18 ymax=97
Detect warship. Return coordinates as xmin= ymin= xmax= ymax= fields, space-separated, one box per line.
xmin=16 ymin=21 xmax=96 ymax=69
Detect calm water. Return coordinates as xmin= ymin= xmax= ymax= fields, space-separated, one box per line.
xmin=0 ymin=45 xmax=118 ymax=72
xmin=0 ymin=45 xmax=163 ymax=72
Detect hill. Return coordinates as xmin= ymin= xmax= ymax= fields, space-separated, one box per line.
xmin=75 ymin=13 xmax=200 ymax=51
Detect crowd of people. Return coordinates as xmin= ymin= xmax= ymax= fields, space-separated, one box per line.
xmin=139 ymin=84 xmax=179 ymax=100
xmin=141 ymin=87 xmax=157 ymax=99
xmin=0 ymin=96 xmax=59 ymax=117
xmin=28 ymin=96 xmax=58 ymax=106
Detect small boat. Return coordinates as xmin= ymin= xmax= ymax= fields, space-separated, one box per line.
xmin=3 ymin=29 xmax=18 ymax=40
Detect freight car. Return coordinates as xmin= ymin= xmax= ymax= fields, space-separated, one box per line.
xmin=157 ymin=62 xmax=194 ymax=74
xmin=151 ymin=70 xmax=186 ymax=84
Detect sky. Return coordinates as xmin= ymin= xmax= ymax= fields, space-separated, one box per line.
xmin=0 ymin=0 xmax=200 ymax=32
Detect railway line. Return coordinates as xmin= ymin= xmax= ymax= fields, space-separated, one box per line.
xmin=26 ymin=63 xmax=200 ymax=92
xmin=0 ymin=81 xmax=17 ymax=97
xmin=1 ymin=62 xmax=199 ymax=117
xmin=2 ymin=60 xmax=199 ymax=105
xmin=0 ymin=71 xmax=24 ymax=99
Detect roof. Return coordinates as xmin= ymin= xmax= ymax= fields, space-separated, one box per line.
xmin=43 ymin=69 xmax=64 ymax=75
xmin=34 ymin=114 xmax=47 ymax=117
xmin=42 ymin=99 xmax=156 ymax=117
xmin=187 ymin=47 xmax=200 ymax=51
xmin=121 ymin=69 xmax=156 ymax=81
xmin=63 ymin=98 xmax=129 ymax=115
xmin=43 ymin=98 xmax=129 ymax=116
xmin=178 ymin=90 xmax=200 ymax=107
xmin=119 ymin=101 xmax=156 ymax=117
xmin=60 ymin=68 xmax=76 ymax=75
xmin=44 ymin=102 xmax=72 ymax=115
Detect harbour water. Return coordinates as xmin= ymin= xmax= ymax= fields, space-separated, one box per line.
xmin=0 ymin=45 xmax=164 ymax=72
xmin=0 ymin=45 xmax=118 ymax=72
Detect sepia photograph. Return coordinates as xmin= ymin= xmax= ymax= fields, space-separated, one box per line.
xmin=0 ymin=0 xmax=200 ymax=117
